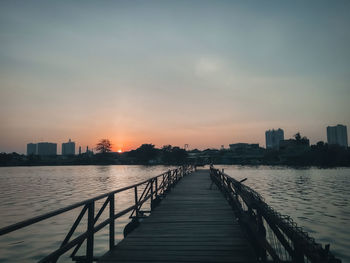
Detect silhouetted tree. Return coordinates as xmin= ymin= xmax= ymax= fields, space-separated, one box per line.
xmin=294 ymin=132 xmax=309 ymax=144
xmin=134 ymin=144 xmax=159 ymax=163
xmin=96 ymin=139 xmax=112 ymax=154
xmin=294 ymin=132 xmax=302 ymax=141
xmin=170 ymin=146 xmax=187 ymax=164
xmin=0 ymin=152 xmax=25 ymax=166
xmin=161 ymin=145 xmax=173 ymax=164
xmin=316 ymin=141 xmax=325 ymax=148
xmin=161 ymin=145 xmax=187 ymax=164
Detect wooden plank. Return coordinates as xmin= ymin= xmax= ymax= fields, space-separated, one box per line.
xmin=99 ymin=170 xmax=257 ymax=263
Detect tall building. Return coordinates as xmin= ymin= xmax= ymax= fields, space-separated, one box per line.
xmin=37 ymin=142 xmax=57 ymax=156
xmin=62 ymin=139 xmax=75 ymax=155
xmin=27 ymin=143 xmax=37 ymax=155
xmin=265 ymin=128 xmax=284 ymax=149
xmin=327 ymin=125 xmax=348 ymax=147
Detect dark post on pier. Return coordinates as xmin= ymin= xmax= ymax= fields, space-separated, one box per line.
xmin=0 ymin=166 xmax=342 ymax=263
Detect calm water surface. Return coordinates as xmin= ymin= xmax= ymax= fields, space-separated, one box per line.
xmin=0 ymin=165 xmax=349 ymax=262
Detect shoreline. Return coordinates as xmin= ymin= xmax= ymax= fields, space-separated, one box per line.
xmin=1 ymin=162 xmax=349 ymax=169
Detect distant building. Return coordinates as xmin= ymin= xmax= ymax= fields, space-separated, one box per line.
xmin=265 ymin=129 xmax=284 ymax=149
xmin=83 ymin=146 xmax=94 ymax=156
xmin=279 ymin=137 xmax=310 ymax=156
xmin=229 ymin=143 xmax=263 ymax=157
xmin=37 ymin=142 xmax=57 ymax=156
xmin=62 ymin=139 xmax=75 ymax=155
xmin=327 ymin=125 xmax=348 ymax=147
xmin=280 ymin=139 xmax=309 ymax=149
xmin=27 ymin=143 xmax=37 ymax=155
xmin=229 ymin=143 xmax=259 ymax=151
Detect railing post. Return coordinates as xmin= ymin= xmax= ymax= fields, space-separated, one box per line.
xmin=162 ymin=174 xmax=165 ymax=193
xmin=167 ymin=171 xmax=171 ymax=189
xmin=109 ymin=194 xmax=115 ymax=250
xmin=257 ymin=210 xmax=267 ymax=261
xmin=134 ymin=186 xmax=139 ymax=218
xmin=86 ymin=201 xmax=94 ymax=263
xmin=293 ymin=240 xmax=304 ymax=263
xmin=150 ymin=180 xmax=154 ymax=210
xmin=155 ymin=177 xmax=158 ymax=197
xmin=227 ymin=180 xmax=233 ymax=205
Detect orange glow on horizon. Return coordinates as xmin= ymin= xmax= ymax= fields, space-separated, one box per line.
xmin=78 ymin=123 xmax=270 ymax=154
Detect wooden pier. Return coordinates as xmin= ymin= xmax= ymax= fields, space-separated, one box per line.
xmin=100 ymin=169 xmax=256 ymax=262
xmin=0 ymin=165 xmax=342 ymax=263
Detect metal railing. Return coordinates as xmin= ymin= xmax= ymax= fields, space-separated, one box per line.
xmin=210 ymin=166 xmax=342 ymax=263
xmin=0 ymin=165 xmax=195 ymax=263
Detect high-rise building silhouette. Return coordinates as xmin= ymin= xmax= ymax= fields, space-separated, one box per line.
xmin=62 ymin=139 xmax=75 ymax=155
xmin=37 ymin=142 xmax=57 ymax=156
xmin=265 ymin=129 xmax=284 ymax=149
xmin=327 ymin=125 xmax=348 ymax=147
xmin=27 ymin=143 xmax=37 ymax=155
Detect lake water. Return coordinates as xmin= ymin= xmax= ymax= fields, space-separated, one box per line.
xmin=0 ymin=165 xmax=349 ymax=262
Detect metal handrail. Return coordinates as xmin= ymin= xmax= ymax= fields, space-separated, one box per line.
xmin=210 ymin=167 xmax=342 ymax=263
xmin=0 ymin=165 xmax=195 ymax=263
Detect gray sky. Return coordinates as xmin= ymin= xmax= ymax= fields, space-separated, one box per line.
xmin=1 ymin=0 xmax=349 ymax=153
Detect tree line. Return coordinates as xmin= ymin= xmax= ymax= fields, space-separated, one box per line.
xmin=1 ymin=138 xmax=350 ymax=167
xmin=95 ymin=139 xmax=187 ymax=164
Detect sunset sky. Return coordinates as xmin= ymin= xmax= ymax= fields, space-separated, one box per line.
xmin=1 ymin=1 xmax=350 ymax=154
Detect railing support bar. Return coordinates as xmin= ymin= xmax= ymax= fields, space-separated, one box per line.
xmin=155 ymin=178 xmax=158 ymax=198
xmin=150 ymin=180 xmax=154 ymax=210
xmin=94 ymin=196 xmax=110 ymax=224
xmin=109 ymin=194 xmax=115 ymax=250
xmin=61 ymin=205 xmax=88 ymax=249
xmin=134 ymin=186 xmax=139 ymax=218
xmin=86 ymin=201 xmax=94 ymax=263
xmin=257 ymin=211 xmax=267 ymax=261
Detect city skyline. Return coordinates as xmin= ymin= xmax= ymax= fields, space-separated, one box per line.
xmin=23 ymin=123 xmax=348 ymax=155
xmin=1 ymin=1 xmax=350 ymax=154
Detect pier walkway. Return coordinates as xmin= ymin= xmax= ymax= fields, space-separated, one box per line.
xmin=100 ymin=169 xmax=256 ymax=263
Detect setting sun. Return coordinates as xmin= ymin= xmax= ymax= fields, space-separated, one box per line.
xmin=117 ymin=149 xmax=123 ymax=153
